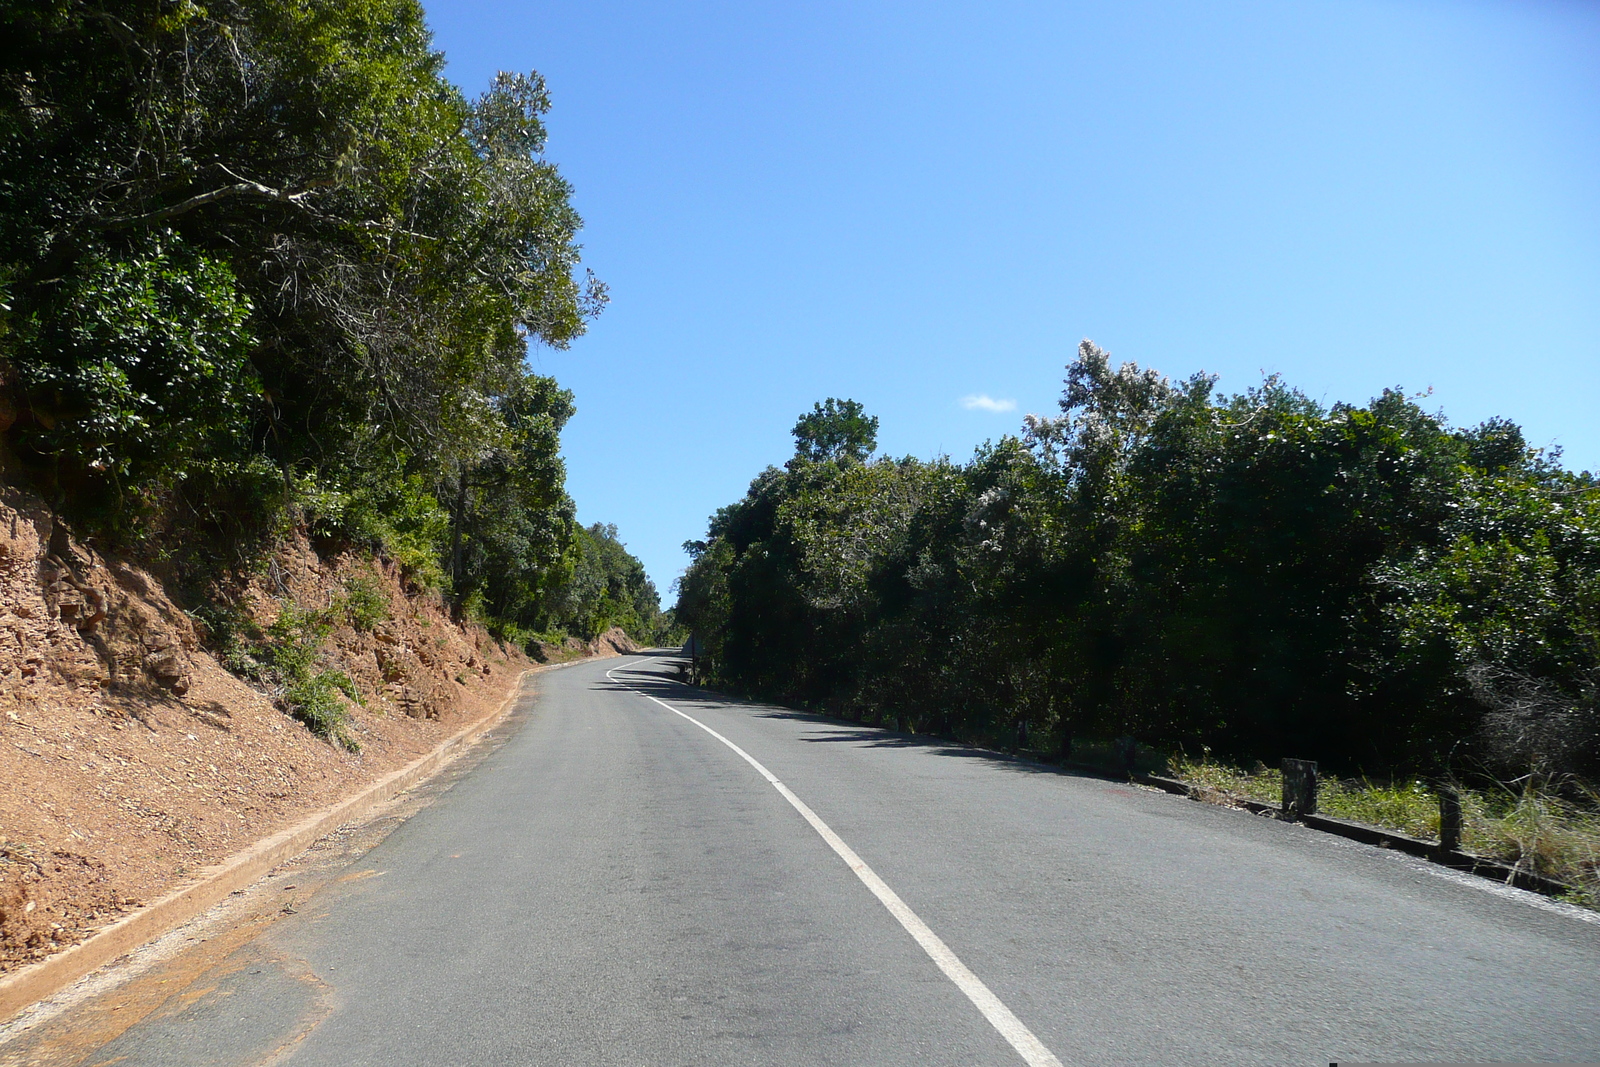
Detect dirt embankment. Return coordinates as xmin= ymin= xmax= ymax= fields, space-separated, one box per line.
xmin=0 ymin=485 xmax=635 ymax=973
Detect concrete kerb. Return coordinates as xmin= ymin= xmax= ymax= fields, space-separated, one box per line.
xmin=0 ymin=655 xmax=594 ymax=1023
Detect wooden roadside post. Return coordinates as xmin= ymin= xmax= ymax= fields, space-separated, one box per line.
xmin=1437 ymin=784 xmax=1463 ymax=854
xmin=1281 ymin=758 xmax=1319 ymax=821
xmin=684 ymin=633 xmax=701 ymax=686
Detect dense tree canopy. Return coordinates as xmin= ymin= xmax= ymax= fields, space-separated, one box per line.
xmin=0 ymin=0 xmax=661 ymax=644
xmin=679 ymin=343 xmax=1600 ymax=779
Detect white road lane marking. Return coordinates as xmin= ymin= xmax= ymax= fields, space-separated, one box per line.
xmin=606 ymin=660 xmax=1067 ymax=1067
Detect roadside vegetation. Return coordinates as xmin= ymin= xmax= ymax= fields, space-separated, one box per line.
xmin=676 ymin=343 xmax=1600 ymax=898
xmin=1165 ymin=754 xmax=1600 ymax=904
xmin=0 ymin=1 xmax=670 ymax=656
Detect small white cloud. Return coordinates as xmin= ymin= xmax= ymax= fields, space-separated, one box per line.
xmin=960 ymin=394 xmax=1017 ymax=413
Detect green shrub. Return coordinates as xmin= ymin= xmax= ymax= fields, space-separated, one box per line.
xmin=283 ymin=668 xmax=362 ymax=752
xmin=263 ymin=601 xmax=361 ymax=750
xmin=191 ymin=600 xmax=268 ymax=681
xmin=337 ymin=573 xmax=390 ymax=632
xmin=677 ymin=351 xmax=1600 ymax=782
xmin=294 ymin=471 xmax=451 ymax=591
xmin=266 ymin=602 xmax=333 ymax=675
xmin=8 ymin=232 xmax=257 ymax=486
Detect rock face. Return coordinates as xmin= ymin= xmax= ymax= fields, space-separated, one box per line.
xmin=590 ymin=627 xmax=641 ymax=656
xmin=0 ymin=488 xmax=195 ymax=702
xmin=533 ymin=626 xmax=642 ymax=664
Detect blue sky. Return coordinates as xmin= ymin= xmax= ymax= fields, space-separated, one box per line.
xmin=422 ymin=0 xmax=1600 ymax=597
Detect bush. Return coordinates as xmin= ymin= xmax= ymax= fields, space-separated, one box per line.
xmin=191 ymin=600 xmax=268 ymax=681
xmin=8 ymin=232 xmax=257 ymax=488
xmin=678 ymin=348 xmax=1600 ymax=779
xmin=296 ymin=472 xmax=451 ymax=591
xmin=282 ymin=669 xmax=362 ymax=752
xmin=0 ymin=0 xmax=642 ymax=650
xmin=260 ymin=601 xmax=361 ymax=750
xmin=337 ymin=573 xmax=390 ymax=632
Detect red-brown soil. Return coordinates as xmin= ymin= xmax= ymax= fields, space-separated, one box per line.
xmin=0 ymin=484 xmax=633 ymax=973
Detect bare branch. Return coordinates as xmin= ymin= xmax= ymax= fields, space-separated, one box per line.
xmin=96 ymin=170 xmax=338 ymax=230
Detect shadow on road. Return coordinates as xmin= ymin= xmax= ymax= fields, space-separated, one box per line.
xmin=594 ymin=653 xmax=1126 ymax=786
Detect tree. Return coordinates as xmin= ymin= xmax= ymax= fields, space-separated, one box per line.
xmin=679 ymin=346 xmax=1600 ymax=778
xmin=0 ymin=0 xmax=664 ymax=652
xmin=792 ymin=398 xmax=878 ymax=464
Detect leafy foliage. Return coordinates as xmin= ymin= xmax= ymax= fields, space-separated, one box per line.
xmin=792 ymin=397 xmax=878 ymax=464
xmin=553 ymin=523 xmax=670 ymax=642
xmin=679 ymin=342 xmax=1600 ymax=779
xmin=265 ymin=601 xmax=361 ymax=750
xmin=336 ymin=573 xmax=389 ymax=633
xmin=0 ymin=0 xmax=653 ymax=668
xmin=8 ymin=232 xmax=256 ymax=483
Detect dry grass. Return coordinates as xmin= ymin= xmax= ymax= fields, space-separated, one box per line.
xmin=1461 ymin=781 xmax=1600 ymax=904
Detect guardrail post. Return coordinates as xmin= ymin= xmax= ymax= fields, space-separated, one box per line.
xmin=1281 ymin=758 xmax=1319 ymax=821
xmin=1115 ymin=736 xmax=1137 ymax=775
xmin=1437 ymin=785 xmax=1462 ymax=853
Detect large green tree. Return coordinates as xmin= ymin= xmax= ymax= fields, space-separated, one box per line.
xmin=791 ymin=397 xmax=878 ymax=464
xmin=1 ymin=0 xmax=600 ymax=502
xmin=0 ymin=0 xmax=653 ymax=645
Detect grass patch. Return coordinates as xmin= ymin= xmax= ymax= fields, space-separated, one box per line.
xmin=282 ymin=668 xmax=362 ymax=751
xmin=197 ymin=569 xmax=387 ymax=753
xmin=1461 ymin=781 xmax=1600 ymax=897
xmin=1166 ymin=753 xmax=1282 ymax=805
xmin=1319 ymin=778 xmax=1439 ymax=840
xmin=238 ymin=600 xmax=359 ymax=751
xmin=268 ymin=603 xmax=362 ymax=750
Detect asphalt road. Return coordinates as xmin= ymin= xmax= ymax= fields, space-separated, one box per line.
xmin=28 ymin=654 xmax=1600 ymax=1065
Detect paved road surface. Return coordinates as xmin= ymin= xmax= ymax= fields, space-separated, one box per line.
xmin=14 ymin=654 xmax=1600 ymax=1065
